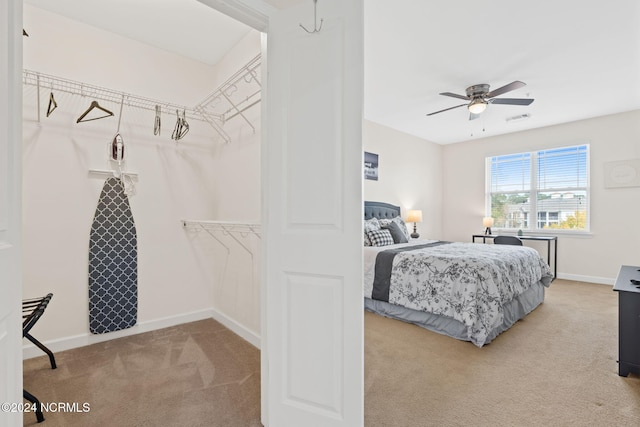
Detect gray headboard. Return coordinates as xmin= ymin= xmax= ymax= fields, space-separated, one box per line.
xmin=364 ymin=201 xmax=401 ymax=220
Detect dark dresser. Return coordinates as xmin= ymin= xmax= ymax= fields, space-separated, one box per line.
xmin=613 ymin=265 xmax=640 ymax=377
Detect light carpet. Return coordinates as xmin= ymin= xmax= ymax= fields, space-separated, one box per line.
xmin=23 ymin=280 xmax=640 ymax=426
xmin=364 ymin=279 xmax=640 ymax=426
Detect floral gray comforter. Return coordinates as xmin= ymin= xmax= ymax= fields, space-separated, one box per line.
xmin=373 ymin=242 xmax=553 ymax=346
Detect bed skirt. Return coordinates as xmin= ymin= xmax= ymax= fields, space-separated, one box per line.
xmin=364 ymin=280 xmax=546 ymax=346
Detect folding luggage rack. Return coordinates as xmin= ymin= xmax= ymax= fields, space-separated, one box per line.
xmin=22 ymin=293 xmax=56 ymax=423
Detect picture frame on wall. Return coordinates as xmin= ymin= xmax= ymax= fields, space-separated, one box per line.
xmin=364 ymin=151 xmax=378 ymax=181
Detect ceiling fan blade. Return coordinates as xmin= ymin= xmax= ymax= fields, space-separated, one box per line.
xmin=439 ymin=92 xmax=469 ymax=101
xmin=426 ymin=103 xmax=467 ymax=116
xmin=469 ymin=112 xmax=481 ymax=121
xmin=486 ymin=81 xmax=526 ymax=98
xmin=490 ymin=98 xmax=534 ymax=106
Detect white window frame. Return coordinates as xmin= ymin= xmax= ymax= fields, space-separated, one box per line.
xmin=537 ymin=211 xmax=560 ymax=228
xmin=485 ymin=144 xmax=590 ymax=234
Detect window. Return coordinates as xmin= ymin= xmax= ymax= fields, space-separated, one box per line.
xmin=486 ymin=144 xmax=589 ymax=232
xmin=537 ymin=211 xmax=559 ymax=228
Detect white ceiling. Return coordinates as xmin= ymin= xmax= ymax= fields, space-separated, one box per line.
xmin=365 ymin=0 xmax=640 ymax=144
xmin=24 ymin=0 xmax=640 ymax=145
xmin=23 ymin=0 xmax=253 ymax=66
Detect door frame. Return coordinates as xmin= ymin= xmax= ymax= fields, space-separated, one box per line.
xmin=0 ymin=0 xmax=24 ymax=426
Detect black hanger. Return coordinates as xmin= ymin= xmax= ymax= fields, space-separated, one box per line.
xmin=46 ymin=92 xmax=57 ymax=117
xmin=76 ymin=101 xmax=114 ymax=123
xmin=23 ymin=29 xmax=29 ymax=37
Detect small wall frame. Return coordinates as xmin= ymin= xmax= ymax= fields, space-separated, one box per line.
xmin=364 ymin=151 xmax=379 ymax=181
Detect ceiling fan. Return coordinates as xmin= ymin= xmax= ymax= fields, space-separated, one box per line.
xmin=426 ymin=80 xmax=534 ymax=120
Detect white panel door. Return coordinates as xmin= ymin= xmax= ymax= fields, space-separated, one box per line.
xmin=0 ymin=1 xmax=24 ymax=426
xmin=262 ymin=1 xmax=364 ymax=426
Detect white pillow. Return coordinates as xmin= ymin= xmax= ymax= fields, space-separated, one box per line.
xmin=363 ymin=218 xmax=380 ymax=246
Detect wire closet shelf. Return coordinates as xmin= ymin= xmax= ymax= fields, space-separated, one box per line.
xmin=22 ymin=53 xmax=262 ymax=143
xmin=182 ymin=220 xmax=261 ymax=238
xmin=182 ymin=220 xmax=261 ymax=258
xmin=22 ymin=69 xmax=208 ymax=122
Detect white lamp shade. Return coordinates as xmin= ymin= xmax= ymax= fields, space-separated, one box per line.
xmin=407 ymin=210 xmax=423 ymax=223
xmin=468 ymin=99 xmax=487 ymax=114
xmin=482 ymin=217 xmax=494 ymax=227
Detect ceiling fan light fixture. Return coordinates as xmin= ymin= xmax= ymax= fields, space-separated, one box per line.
xmin=427 ymin=81 xmax=533 ymax=120
xmin=468 ymin=98 xmax=487 ymax=114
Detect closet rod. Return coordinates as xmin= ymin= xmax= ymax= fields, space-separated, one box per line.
xmin=22 ymin=69 xmax=217 ymax=123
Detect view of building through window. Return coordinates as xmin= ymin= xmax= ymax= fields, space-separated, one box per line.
xmin=487 ymin=145 xmax=589 ymax=231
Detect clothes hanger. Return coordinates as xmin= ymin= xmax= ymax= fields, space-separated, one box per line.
xmin=154 ymin=105 xmax=161 ymax=136
xmin=178 ymin=110 xmax=189 ymax=139
xmin=171 ymin=109 xmax=189 ymax=140
xmin=171 ymin=109 xmax=182 ymax=140
xmin=46 ymin=92 xmax=57 ymax=117
xmin=76 ymin=100 xmax=114 ymax=123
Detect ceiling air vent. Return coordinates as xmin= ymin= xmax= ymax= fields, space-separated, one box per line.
xmin=506 ymin=113 xmax=531 ymax=123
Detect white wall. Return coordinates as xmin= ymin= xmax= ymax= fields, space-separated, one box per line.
xmin=363 ymin=120 xmax=443 ymax=239
xmin=364 ymin=112 xmax=640 ymax=284
xmin=22 ymin=5 xmax=261 ymax=353
xmin=190 ymin=31 xmax=262 ymax=339
xmin=442 ymin=110 xmax=640 ymax=283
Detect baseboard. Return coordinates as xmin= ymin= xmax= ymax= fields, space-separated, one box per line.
xmin=556 ymin=273 xmax=614 ymax=285
xmin=23 ymin=308 xmax=216 ymax=360
xmin=210 ymin=308 xmax=261 ymax=349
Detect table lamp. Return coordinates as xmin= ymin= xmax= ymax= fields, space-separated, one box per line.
xmin=407 ymin=210 xmax=423 ymax=238
xmin=483 ymin=217 xmax=494 ymax=235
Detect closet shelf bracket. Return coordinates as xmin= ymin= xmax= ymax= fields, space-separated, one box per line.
xmin=194 ymin=106 xmax=231 ymax=144
xmin=183 ymin=220 xmax=260 ymax=303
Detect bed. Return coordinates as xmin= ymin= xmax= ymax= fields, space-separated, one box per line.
xmin=363 ymin=201 xmax=553 ymax=347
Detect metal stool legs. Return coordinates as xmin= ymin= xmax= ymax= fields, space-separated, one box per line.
xmin=22 ymin=293 xmax=55 ymax=423
xmin=23 ymin=389 xmax=44 ymax=423
xmin=24 ymin=333 xmax=57 ymax=369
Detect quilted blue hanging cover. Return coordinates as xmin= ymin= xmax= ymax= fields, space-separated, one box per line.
xmin=88 ymin=177 xmax=138 ymax=334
